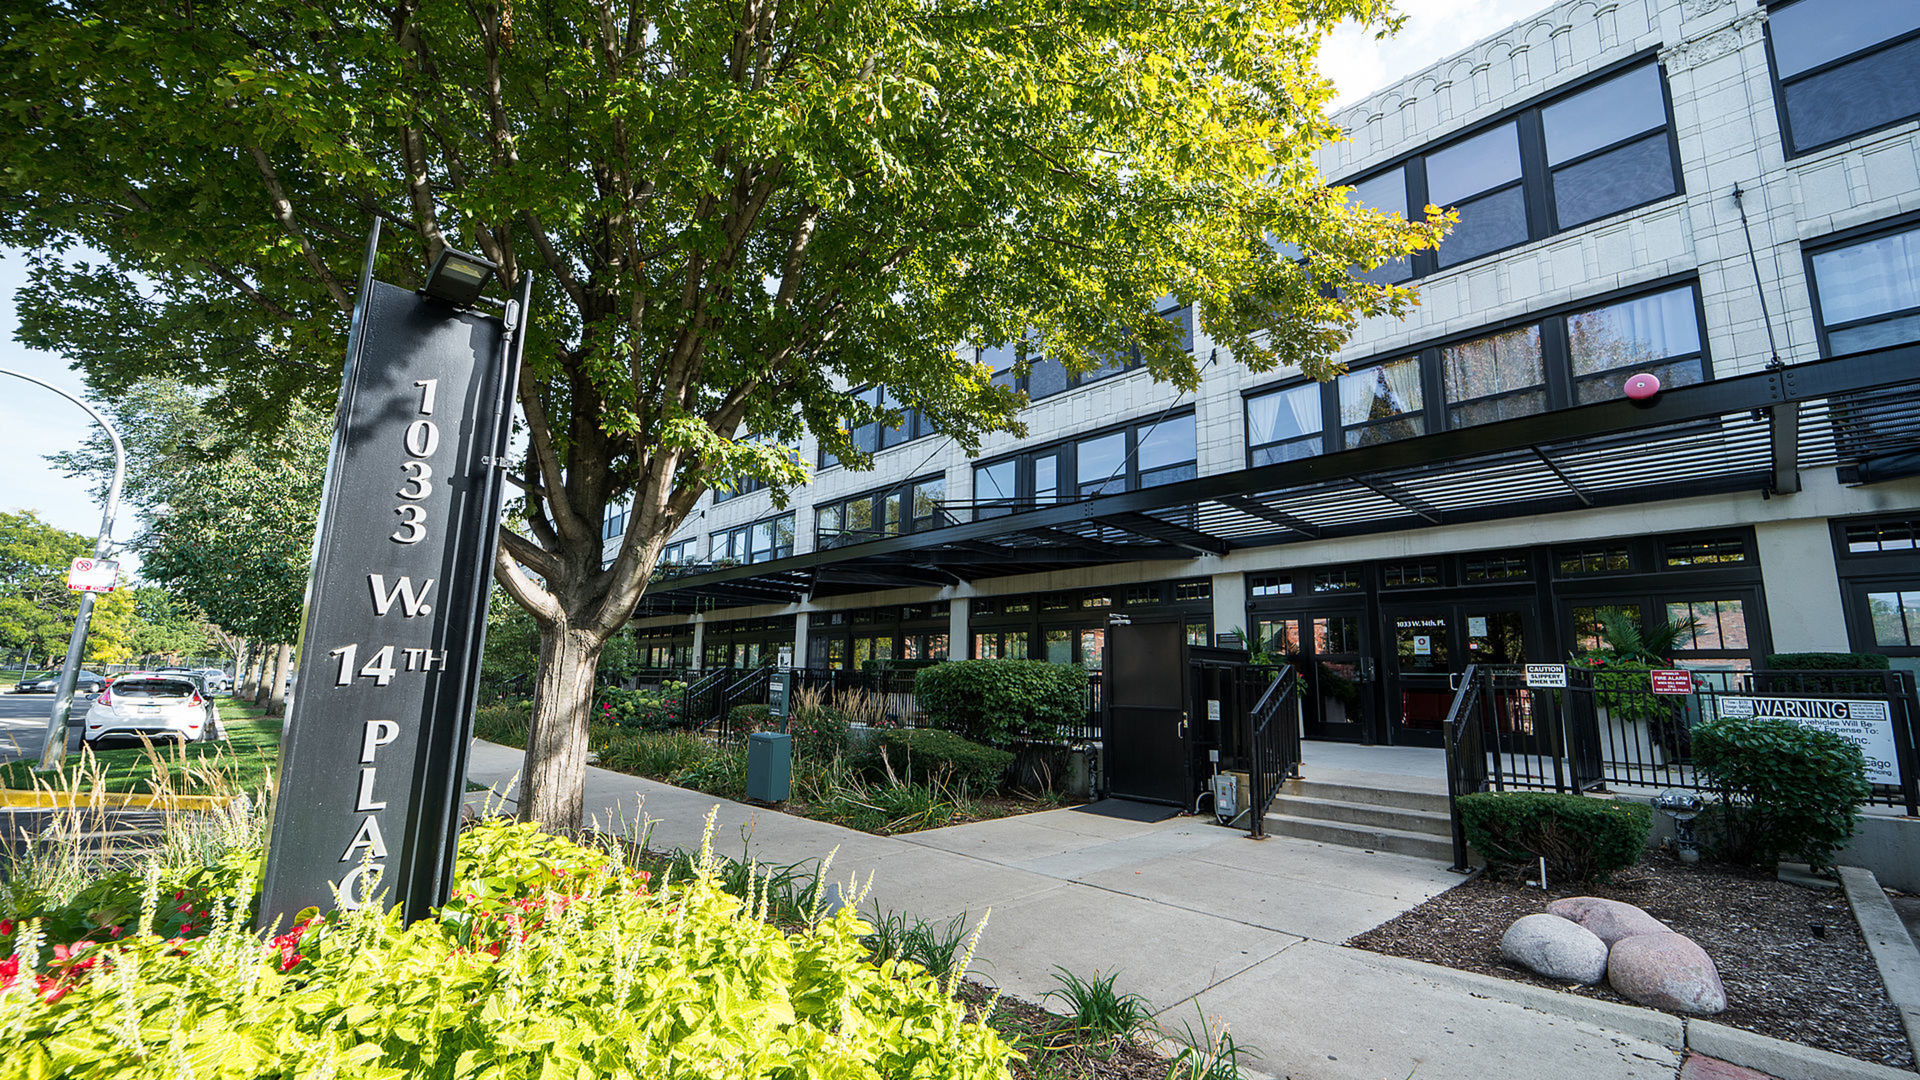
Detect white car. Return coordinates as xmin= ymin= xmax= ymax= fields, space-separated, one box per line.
xmin=83 ymin=673 xmax=221 ymax=746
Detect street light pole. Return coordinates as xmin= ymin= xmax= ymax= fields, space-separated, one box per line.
xmin=0 ymin=368 xmax=125 ymax=770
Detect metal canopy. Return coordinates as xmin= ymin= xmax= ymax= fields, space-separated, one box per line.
xmin=634 ymin=345 xmax=1919 ymax=617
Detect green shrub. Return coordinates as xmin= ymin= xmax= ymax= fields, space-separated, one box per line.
xmin=669 ymin=743 xmax=750 ymax=801
xmin=789 ymin=703 xmax=853 ymax=762
xmin=1 ymin=821 xmax=1012 ymax=1080
xmin=1693 ymin=715 xmax=1872 ymax=868
xmin=471 ymin=701 xmax=532 ymax=747
xmin=864 ymin=728 xmax=1012 ymax=792
xmin=1458 ymin=792 xmax=1651 ymax=882
xmin=598 ymin=730 xmax=711 ymax=780
xmin=1762 ymin=652 xmax=1893 ymax=694
xmin=1765 ymin=652 xmax=1890 ymax=671
xmin=600 ymin=684 xmax=689 ymax=731
xmin=728 ymin=703 xmax=776 ymax=732
xmin=914 ymin=660 xmax=1087 ymax=748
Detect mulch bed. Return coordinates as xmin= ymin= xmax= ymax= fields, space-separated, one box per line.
xmin=1349 ymin=852 xmax=1915 ymax=1071
xmin=958 ymin=981 xmax=1176 ymax=1080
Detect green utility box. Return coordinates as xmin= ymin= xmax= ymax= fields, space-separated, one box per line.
xmin=768 ymin=670 xmax=793 ymax=729
xmin=747 ymin=731 xmax=792 ymax=804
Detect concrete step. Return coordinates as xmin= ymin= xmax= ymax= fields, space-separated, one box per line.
xmin=1262 ymin=812 xmax=1455 ymax=862
xmin=1272 ymin=793 xmax=1453 ymax=838
xmin=1281 ymin=778 xmax=1452 ymax=816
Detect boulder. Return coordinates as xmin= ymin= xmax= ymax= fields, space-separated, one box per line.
xmin=1499 ymin=913 xmax=1609 ymax=984
xmin=1546 ymin=896 xmax=1670 ymax=945
xmin=1608 ymin=932 xmax=1727 ymax=1015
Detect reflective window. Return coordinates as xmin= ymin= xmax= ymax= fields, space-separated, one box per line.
xmin=1542 ymin=65 xmax=1677 ymax=229
xmin=1076 ymin=431 xmax=1128 ymax=497
xmin=1427 ymin=124 xmax=1527 ymax=268
xmin=713 ymin=512 xmax=795 ymax=565
xmin=1567 ymin=285 xmax=1704 ymax=403
xmin=1247 ymin=383 xmax=1325 ymax=465
xmin=1810 ymin=224 xmax=1920 ymax=355
xmin=974 ymin=460 xmax=1017 ymax=520
xmin=1868 ymin=591 xmax=1920 ymax=646
xmin=1846 ymin=519 xmax=1920 ymax=553
xmin=1770 ymin=0 xmax=1920 ymax=154
xmin=1350 ymin=167 xmax=1413 ymax=284
xmin=1338 ymin=358 xmax=1425 ymax=447
xmin=1332 ymin=63 xmax=1678 ymax=281
xmin=1137 ymin=414 xmax=1198 ymax=487
xmin=1442 ymin=325 xmax=1545 ymax=427
xmin=1667 ymin=599 xmax=1748 ymax=651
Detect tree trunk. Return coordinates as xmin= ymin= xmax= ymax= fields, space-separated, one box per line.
xmin=518 ymin=625 xmax=606 ymax=834
xmin=253 ymin=647 xmax=273 ymax=707
xmin=267 ymin=643 xmax=291 ymax=715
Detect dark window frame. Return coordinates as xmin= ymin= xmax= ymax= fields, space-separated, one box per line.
xmin=816 ymin=384 xmax=940 ymax=470
xmin=976 ymin=304 xmax=1195 ymax=407
xmin=972 ymin=408 xmax=1198 ymax=521
xmin=1803 ymin=211 xmax=1920 ymax=358
xmin=815 ymin=473 xmax=950 ymax=549
xmin=1763 ymin=0 xmax=1920 ymax=158
xmin=1243 ymin=276 xmax=1710 ymax=464
xmin=712 ymin=510 xmax=797 ymax=566
xmin=1333 ymin=52 xmax=1682 ymax=282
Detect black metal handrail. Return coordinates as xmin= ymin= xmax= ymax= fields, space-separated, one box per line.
xmin=1441 ymin=663 xmax=1487 ymax=872
xmin=1245 ymin=664 xmax=1298 ymax=840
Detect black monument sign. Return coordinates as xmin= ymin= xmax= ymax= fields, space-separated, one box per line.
xmin=260 ymin=230 xmax=526 ymax=927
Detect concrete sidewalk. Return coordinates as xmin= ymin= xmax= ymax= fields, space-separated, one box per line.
xmin=464 ymin=742 xmax=1908 ymax=1080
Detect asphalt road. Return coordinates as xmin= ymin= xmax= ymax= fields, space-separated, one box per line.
xmin=0 ymin=688 xmax=84 ymax=765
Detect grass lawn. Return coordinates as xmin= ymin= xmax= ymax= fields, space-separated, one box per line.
xmin=0 ymin=697 xmax=281 ymax=798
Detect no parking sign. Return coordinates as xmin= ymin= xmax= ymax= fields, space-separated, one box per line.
xmin=65 ymin=557 xmax=119 ymax=592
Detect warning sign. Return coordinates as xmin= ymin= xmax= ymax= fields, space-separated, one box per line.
xmin=1648 ymin=669 xmax=1693 ymax=695
xmin=65 ymin=557 xmax=119 ymax=593
xmin=1524 ymin=663 xmax=1567 ymax=688
xmin=1717 ymin=697 xmax=1900 ymax=785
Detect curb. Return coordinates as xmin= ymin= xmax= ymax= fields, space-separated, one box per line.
xmin=0 ymin=791 xmax=233 ymax=811
xmin=1839 ymin=865 xmax=1920 ymax=1068
xmin=1347 ymin=947 xmax=1918 ymax=1080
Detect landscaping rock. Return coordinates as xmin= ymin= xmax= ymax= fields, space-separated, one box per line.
xmin=1547 ymin=895 xmax=1671 ymax=945
xmin=1498 ymin=913 xmax=1609 ymax=984
xmin=1608 ymin=931 xmax=1727 ymax=1015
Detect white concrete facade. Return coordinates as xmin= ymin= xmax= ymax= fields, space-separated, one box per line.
xmin=623 ymin=0 xmax=1920 ymax=693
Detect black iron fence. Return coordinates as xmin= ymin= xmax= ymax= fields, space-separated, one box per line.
xmin=1443 ymin=663 xmax=1920 ymax=869
xmin=1245 ymin=664 xmax=1299 ymax=840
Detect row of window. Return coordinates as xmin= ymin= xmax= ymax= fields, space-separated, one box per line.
xmin=1247 ymin=536 xmax=1751 ymax=599
xmin=1247 ymin=282 xmax=1706 ymax=463
xmin=817 ymin=475 xmax=949 ymax=549
xmin=973 ymin=412 xmax=1198 ymax=518
xmin=1346 ymin=60 xmax=1681 ymax=284
xmin=711 ymin=512 xmax=796 ymax=565
xmin=975 ymin=306 xmax=1194 ymax=402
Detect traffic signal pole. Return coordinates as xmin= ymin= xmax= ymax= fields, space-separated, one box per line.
xmin=0 ymin=368 xmax=126 ymax=771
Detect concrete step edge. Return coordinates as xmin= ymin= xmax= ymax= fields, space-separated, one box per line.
xmin=1262 ymin=813 xmax=1455 ymax=859
xmin=1282 ymin=778 xmax=1452 ymax=814
xmin=1270 ymin=793 xmax=1453 ymax=836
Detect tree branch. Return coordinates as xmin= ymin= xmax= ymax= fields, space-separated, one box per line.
xmin=247 ymin=147 xmax=352 ymax=313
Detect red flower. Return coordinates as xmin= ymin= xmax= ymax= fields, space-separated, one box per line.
xmin=0 ymin=955 xmax=18 ymax=989
xmin=177 ymin=903 xmax=194 ymax=913
xmin=0 ymin=919 xmax=11 ymax=936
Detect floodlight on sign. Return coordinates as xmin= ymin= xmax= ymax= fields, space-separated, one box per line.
xmin=422 ymin=247 xmax=498 ymax=306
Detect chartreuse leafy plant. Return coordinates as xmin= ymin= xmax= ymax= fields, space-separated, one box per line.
xmin=1693 ymin=715 xmax=1872 ymax=869
xmin=2 ymin=0 xmax=1441 ymax=832
xmin=0 ymin=819 xmax=1014 ymax=1079
xmin=915 ymin=660 xmax=1089 ymax=748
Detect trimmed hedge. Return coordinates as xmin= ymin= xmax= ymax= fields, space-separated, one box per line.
xmin=1694 ymin=714 xmax=1871 ymax=868
xmin=914 ymin=661 xmax=1087 ymax=749
xmin=863 ymin=729 xmax=1013 ymax=792
xmin=1458 ymin=791 xmax=1650 ymax=882
xmin=1765 ymin=652 xmax=1889 ymax=670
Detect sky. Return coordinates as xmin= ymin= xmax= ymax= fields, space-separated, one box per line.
xmin=0 ymin=0 xmax=1550 ymax=570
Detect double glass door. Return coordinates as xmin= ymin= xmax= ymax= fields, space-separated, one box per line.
xmin=1386 ymin=603 xmax=1532 ymax=747
xmin=1258 ymin=610 xmax=1371 ymax=741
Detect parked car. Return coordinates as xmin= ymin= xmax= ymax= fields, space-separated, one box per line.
xmin=198 ymin=668 xmax=233 ymax=693
xmin=83 ymin=672 xmax=221 ymax=746
xmin=15 ymin=670 xmax=107 ymax=695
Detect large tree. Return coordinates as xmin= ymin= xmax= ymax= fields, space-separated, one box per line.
xmin=2 ymin=0 xmax=1440 ymax=829
xmin=0 ymin=509 xmax=93 ymax=667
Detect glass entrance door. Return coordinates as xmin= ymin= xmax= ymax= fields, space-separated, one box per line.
xmin=1258 ymin=611 xmax=1372 ymax=741
xmin=1386 ymin=604 xmax=1534 ymax=747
